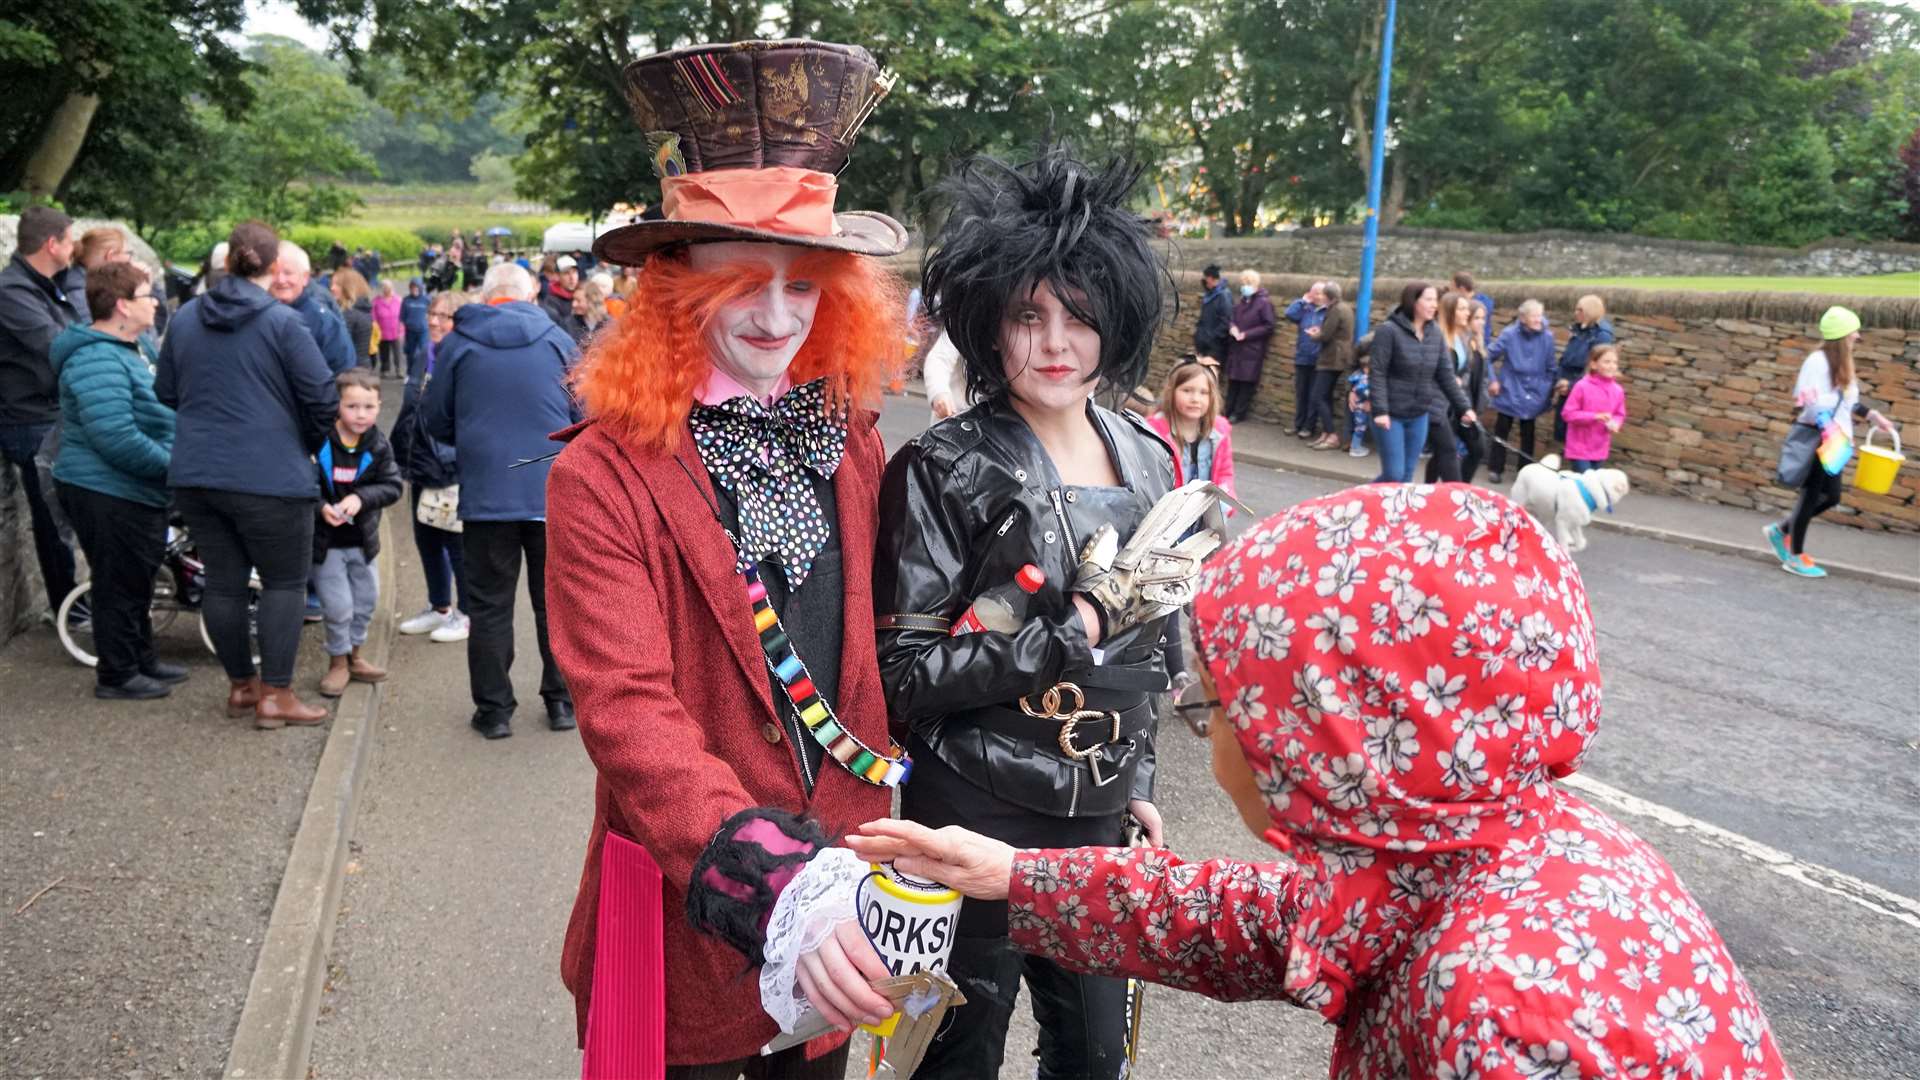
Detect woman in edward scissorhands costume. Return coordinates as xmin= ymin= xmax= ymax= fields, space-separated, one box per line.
xmin=873 ymin=148 xmax=1238 ymax=1077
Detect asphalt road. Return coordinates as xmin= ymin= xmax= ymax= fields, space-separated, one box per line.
xmin=0 ymin=579 xmax=333 ymax=1080
xmin=304 ymin=396 xmax=1920 ymax=1080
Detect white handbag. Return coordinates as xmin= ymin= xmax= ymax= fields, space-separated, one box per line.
xmin=415 ymin=484 xmax=463 ymax=533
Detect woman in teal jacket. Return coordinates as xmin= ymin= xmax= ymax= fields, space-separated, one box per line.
xmin=51 ymin=262 xmax=179 ymax=700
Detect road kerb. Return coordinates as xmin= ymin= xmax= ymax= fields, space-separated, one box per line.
xmin=224 ymin=519 xmax=396 ymax=1079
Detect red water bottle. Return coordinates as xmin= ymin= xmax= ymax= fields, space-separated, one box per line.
xmin=950 ymin=565 xmax=1045 ymax=635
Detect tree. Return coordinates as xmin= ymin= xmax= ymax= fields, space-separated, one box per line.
xmin=283 ymin=0 xmax=1920 ymax=246
xmin=1404 ymin=0 xmax=1851 ymax=237
xmin=0 ymin=0 xmax=250 ymax=200
xmin=214 ymin=40 xmax=377 ymax=226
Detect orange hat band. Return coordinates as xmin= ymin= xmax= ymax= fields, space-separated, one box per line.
xmin=661 ymin=167 xmax=840 ymax=239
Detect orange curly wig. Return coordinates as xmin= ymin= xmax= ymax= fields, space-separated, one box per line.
xmin=571 ymin=247 xmax=907 ymax=452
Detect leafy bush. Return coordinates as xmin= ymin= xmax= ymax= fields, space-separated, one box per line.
xmin=409 ymin=223 xmax=549 ymax=249
xmin=1635 ymin=204 xmax=1737 ymax=244
xmin=1728 ymin=122 xmax=1844 ymax=247
xmin=152 ymin=222 xmax=230 ymax=265
xmin=283 ymin=224 xmax=425 ymax=262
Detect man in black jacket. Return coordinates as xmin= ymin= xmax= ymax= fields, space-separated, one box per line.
xmin=1192 ymin=263 xmax=1232 ymax=363
xmin=0 ymin=206 xmax=84 ymax=612
xmin=540 ymin=254 xmax=584 ymax=338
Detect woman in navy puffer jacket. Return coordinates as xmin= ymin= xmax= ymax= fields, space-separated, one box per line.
xmin=155 ymin=221 xmax=338 ymax=728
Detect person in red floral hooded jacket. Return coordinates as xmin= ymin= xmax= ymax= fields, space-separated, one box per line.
xmin=853 ymin=483 xmax=1794 ymax=1079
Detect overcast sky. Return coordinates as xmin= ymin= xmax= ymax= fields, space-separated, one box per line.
xmin=241 ymin=0 xmax=1920 ymax=56
xmin=241 ymin=0 xmax=333 ymax=51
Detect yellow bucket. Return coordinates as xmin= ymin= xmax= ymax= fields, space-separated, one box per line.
xmin=1854 ymin=428 xmax=1904 ymax=495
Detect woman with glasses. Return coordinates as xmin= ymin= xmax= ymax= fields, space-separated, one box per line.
xmin=50 ymin=262 xmax=179 ymax=699
xmin=390 ymin=291 xmax=470 ymax=643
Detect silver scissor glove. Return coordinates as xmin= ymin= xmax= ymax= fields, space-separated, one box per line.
xmin=1072 ymin=480 xmax=1246 ymax=639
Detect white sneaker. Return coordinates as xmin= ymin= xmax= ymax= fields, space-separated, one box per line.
xmin=398 ymin=608 xmax=449 ymax=635
xmin=429 ymin=611 xmax=471 ymax=643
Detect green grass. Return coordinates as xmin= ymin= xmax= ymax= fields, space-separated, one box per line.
xmin=1533 ymin=272 xmax=1919 ymax=298
xmin=345 ymin=183 xmax=579 ymax=248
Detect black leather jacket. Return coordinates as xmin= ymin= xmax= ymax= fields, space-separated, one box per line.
xmin=874 ymin=397 xmax=1177 ymax=819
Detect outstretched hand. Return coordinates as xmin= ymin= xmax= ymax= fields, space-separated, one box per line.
xmin=846 ymin=820 xmax=1016 ymax=901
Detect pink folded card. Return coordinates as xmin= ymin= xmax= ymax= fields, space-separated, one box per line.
xmin=582 ymin=832 xmax=666 ymax=1080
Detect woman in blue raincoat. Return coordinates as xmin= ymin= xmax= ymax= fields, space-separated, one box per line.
xmin=1484 ymin=297 xmax=1556 ymax=481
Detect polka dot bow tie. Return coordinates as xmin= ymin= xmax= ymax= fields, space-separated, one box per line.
xmin=689 ymin=378 xmax=847 ymax=586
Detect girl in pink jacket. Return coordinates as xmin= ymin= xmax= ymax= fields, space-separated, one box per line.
xmin=1560 ymin=343 xmax=1627 ymax=472
xmin=371 ymin=280 xmax=405 ymax=378
xmin=1143 ymin=355 xmax=1238 ymax=501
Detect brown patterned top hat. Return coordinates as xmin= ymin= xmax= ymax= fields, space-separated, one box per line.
xmin=592 ymin=39 xmax=909 ymax=265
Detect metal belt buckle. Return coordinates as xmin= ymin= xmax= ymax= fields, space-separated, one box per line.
xmin=1056 ymin=709 xmax=1122 ymax=761
xmin=1021 ymin=681 xmax=1084 ymax=720
xmin=1023 ymin=682 xmax=1126 ymax=771
xmin=1087 ymin=737 xmax=1134 ymax=787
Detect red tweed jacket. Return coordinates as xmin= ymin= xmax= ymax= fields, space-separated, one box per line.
xmin=544 ymin=412 xmax=892 ymax=1065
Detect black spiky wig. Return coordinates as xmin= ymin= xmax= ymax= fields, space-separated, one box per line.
xmin=919 ymin=148 xmax=1169 ymax=402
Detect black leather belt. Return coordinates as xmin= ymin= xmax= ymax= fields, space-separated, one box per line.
xmin=967 ymin=691 xmax=1155 ymax=755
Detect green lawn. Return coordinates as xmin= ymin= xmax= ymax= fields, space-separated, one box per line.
xmin=346 ymin=183 xmax=578 ymax=243
xmin=1534 ymin=272 xmax=1918 ymax=298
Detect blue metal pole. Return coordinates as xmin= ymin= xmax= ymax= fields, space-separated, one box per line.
xmin=1354 ymin=0 xmax=1397 ymax=337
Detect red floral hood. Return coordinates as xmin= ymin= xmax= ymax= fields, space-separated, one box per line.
xmin=1192 ymin=483 xmax=1602 ymax=1013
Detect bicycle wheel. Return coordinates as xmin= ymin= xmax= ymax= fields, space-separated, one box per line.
xmin=149 ymin=563 xmax=182 ymax=636
xmin=56 ymin=581 xmax=97 ymax=668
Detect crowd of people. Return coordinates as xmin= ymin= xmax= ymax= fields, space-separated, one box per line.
xmin=0 ymin=34 xmax=1899 ymax=1080
xmin=1184 ymin=266 xmax=1642 ymax=488
xmin=1177 ymin=262 xmax=1894 ymax=574
xmin=0 ymin=205 xmax=607 ymax=725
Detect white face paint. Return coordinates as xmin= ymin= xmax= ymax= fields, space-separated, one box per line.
xmin=997 ymin=279 xmax=1102 ymax=417
xmin=688 ymin=242 xmax=821 ymax=400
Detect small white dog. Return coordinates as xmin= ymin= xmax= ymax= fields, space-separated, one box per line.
xmin=1509 ymin=454 xmax=1631 ymax=553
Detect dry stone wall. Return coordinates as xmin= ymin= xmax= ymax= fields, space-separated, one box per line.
xmin=1161 ymin=227 xmax=1920 ymax=281
xmin=1135 ymin=272 xmax=1920 ymax=534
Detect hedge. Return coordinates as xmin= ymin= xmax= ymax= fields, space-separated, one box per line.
xmin=282 ymin=225 xmax=426 ymax=263
xmin=408 ymin=222 xmax=552 ymax=249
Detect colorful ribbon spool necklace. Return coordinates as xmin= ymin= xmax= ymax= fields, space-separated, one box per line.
xmin=743 ymin=562 xmax=911 ymax=788
xmin=676 ymin=455 xmax=911 ymax=789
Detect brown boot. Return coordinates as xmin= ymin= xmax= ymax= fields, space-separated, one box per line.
xmin=227 ymin=676 xmax=263 ymax=718
xmin=255 ymin=685 xmax=328 ymax=729
xmin=318 ymin=654 xmax=351 ymax=698
xmin=348 ymin=647 xmax=387 ymax=684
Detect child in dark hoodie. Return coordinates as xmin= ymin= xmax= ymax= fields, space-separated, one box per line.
xmin=313 ymin=368 xmax=401 ymax=697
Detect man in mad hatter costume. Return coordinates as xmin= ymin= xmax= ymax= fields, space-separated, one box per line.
xmin=544 ymin=39 xmax=915 ymax=1079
